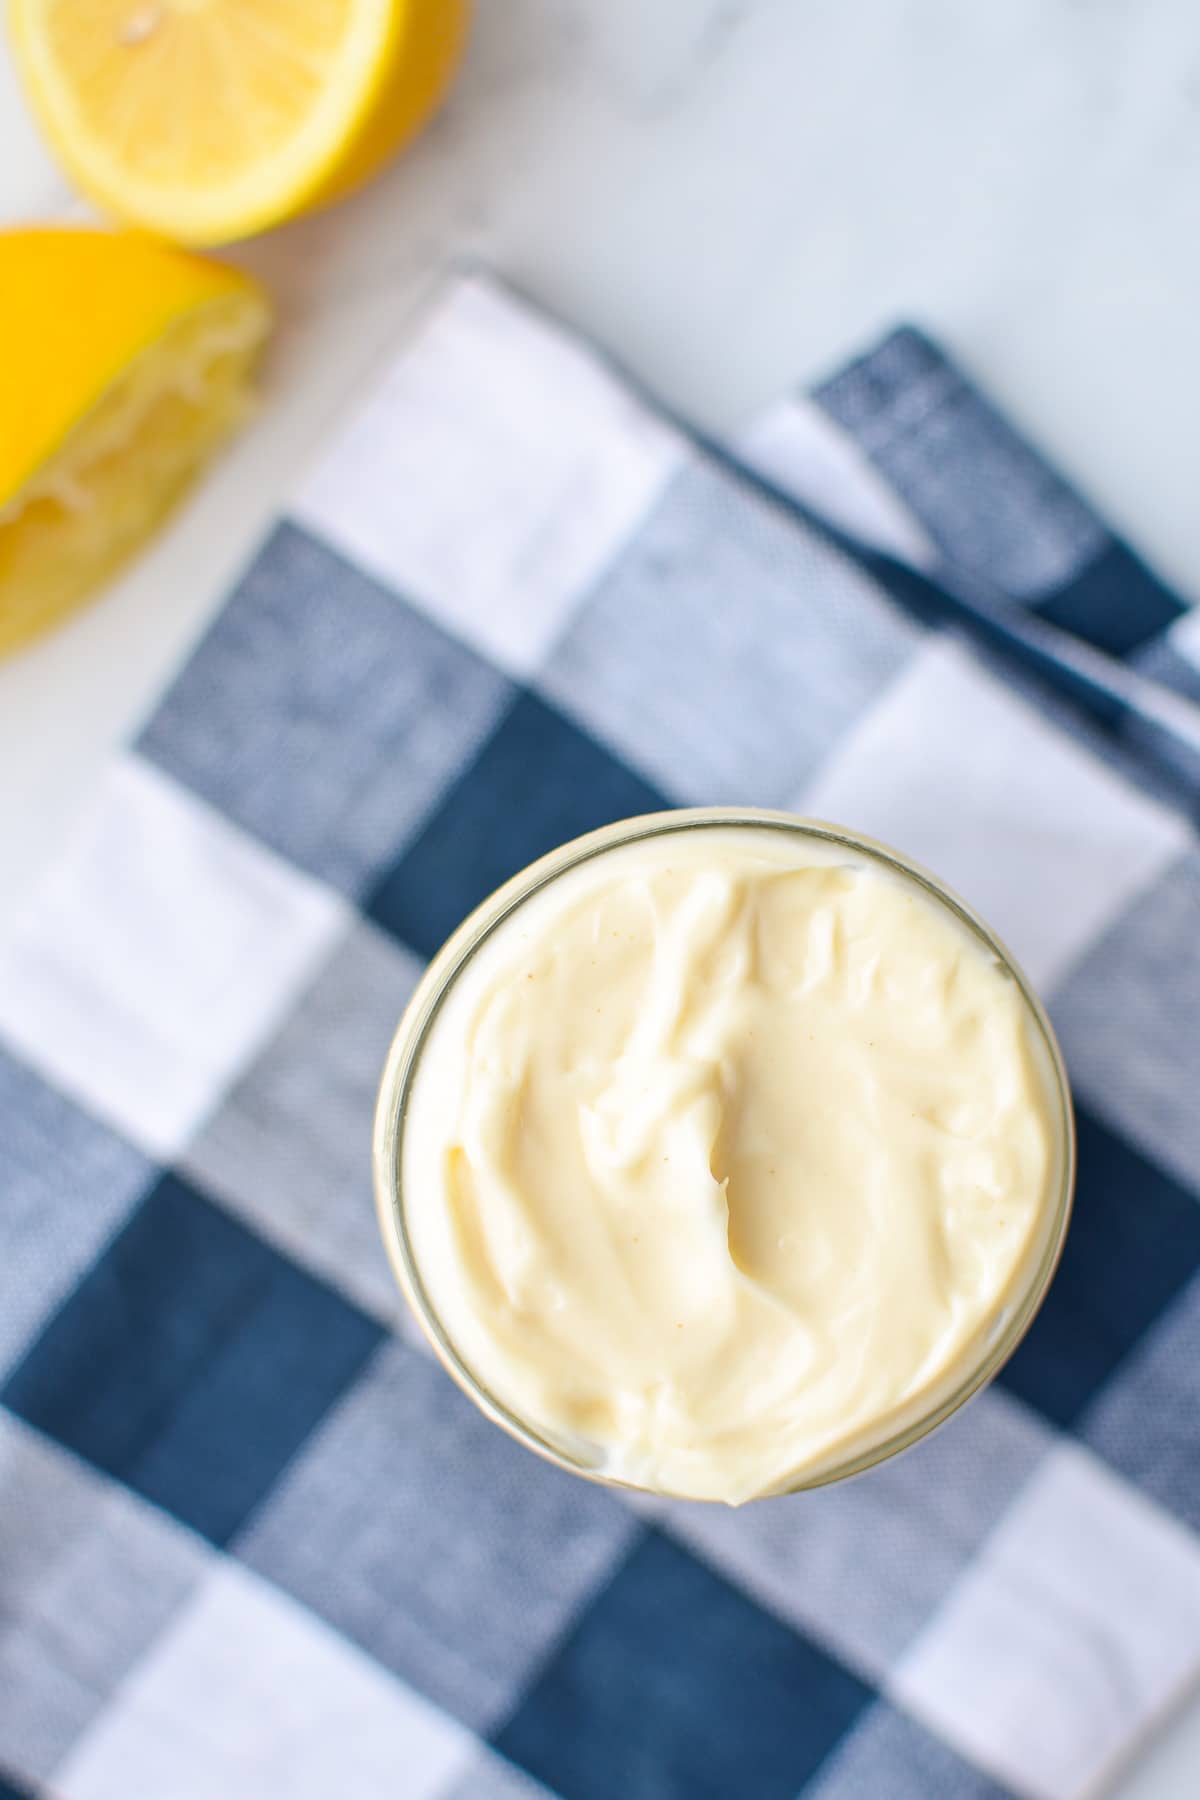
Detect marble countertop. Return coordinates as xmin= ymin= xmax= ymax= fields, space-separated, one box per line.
xmin=2 ymin=3 xmax=1199 ymax=1790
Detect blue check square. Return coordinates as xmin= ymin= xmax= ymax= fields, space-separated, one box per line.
xmin=139 ymin=522 xmax=513 ymax=899
xmin=2 ymin=1172 xmax=383 ymax=1545
xmin=999 ymin=1106 xmax=1200 ymax=1427
xmin=367 ymin=688 xmax=669 ymax=959
xmin=494 ymin=1528 xmax=872 ymax=1800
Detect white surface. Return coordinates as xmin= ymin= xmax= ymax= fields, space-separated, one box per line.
xmin=2 ymin=1 xmax=1200 ymax=1789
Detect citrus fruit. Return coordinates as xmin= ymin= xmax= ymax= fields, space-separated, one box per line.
xmin=0 ymin=226 xmax=271 ymax=657
xmin=7 ymin=0 xmax=470 ymax=246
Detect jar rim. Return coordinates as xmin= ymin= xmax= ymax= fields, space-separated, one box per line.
xmin=373 ymin=807 xmax=1076 ymax=1501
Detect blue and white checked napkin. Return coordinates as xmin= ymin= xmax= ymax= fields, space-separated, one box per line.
xmin=2 ymin=273 xmax=1199 ymax=1800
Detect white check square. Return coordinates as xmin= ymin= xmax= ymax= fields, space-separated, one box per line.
xmin=1167 ymin=605 xmax=1200 ymax=673
xmin=891 ymin=1443 xmax=1200 ymax=1799
xmin=294 ymin=274 xmax=685 ymax=676
xmin=802 ymin=637 xmax=1189 ymax=989
xmin=0 ymin=755 xmax=348 ymax=1159
xmin=56 ymin=1561 xmax=475 ymax=1800
xmin=737 ymin=393 xmax=936 ymax=565
xmin=0 ymin=1414 xmax=208 ymax=1784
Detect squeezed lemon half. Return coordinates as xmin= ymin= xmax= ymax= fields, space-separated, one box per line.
xmin=0 ymin=227 xmax=271 ymax=657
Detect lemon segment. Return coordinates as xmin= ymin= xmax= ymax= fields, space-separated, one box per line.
xmin=7 ymin=0 xmax=470 ymax=246
xmin=0 ymin=228 xmax=271 ymax=658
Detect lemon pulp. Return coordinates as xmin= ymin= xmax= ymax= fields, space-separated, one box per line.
xmin=8 ymin=0 xmax=470 ymax=244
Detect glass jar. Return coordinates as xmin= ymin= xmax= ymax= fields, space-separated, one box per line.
xmin=373 ymin=807 xmax=1075 ymax=1498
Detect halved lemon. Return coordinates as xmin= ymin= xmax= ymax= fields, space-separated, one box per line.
xmin=7 ymin=0 xmax=470 ymax=246
xmin=0 ymin=226 xmax=271 ymax=657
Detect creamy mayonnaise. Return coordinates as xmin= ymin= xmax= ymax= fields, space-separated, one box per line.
xmin=397 ymin=823 xmax=1065 ymax=1503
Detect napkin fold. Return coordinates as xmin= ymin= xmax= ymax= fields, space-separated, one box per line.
xmin=1 ymin=273 xmax=1198 ymax=1800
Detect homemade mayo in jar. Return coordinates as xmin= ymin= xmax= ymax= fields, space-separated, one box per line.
xmin=375 ymin=811 xmax=1073 ymax=1503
